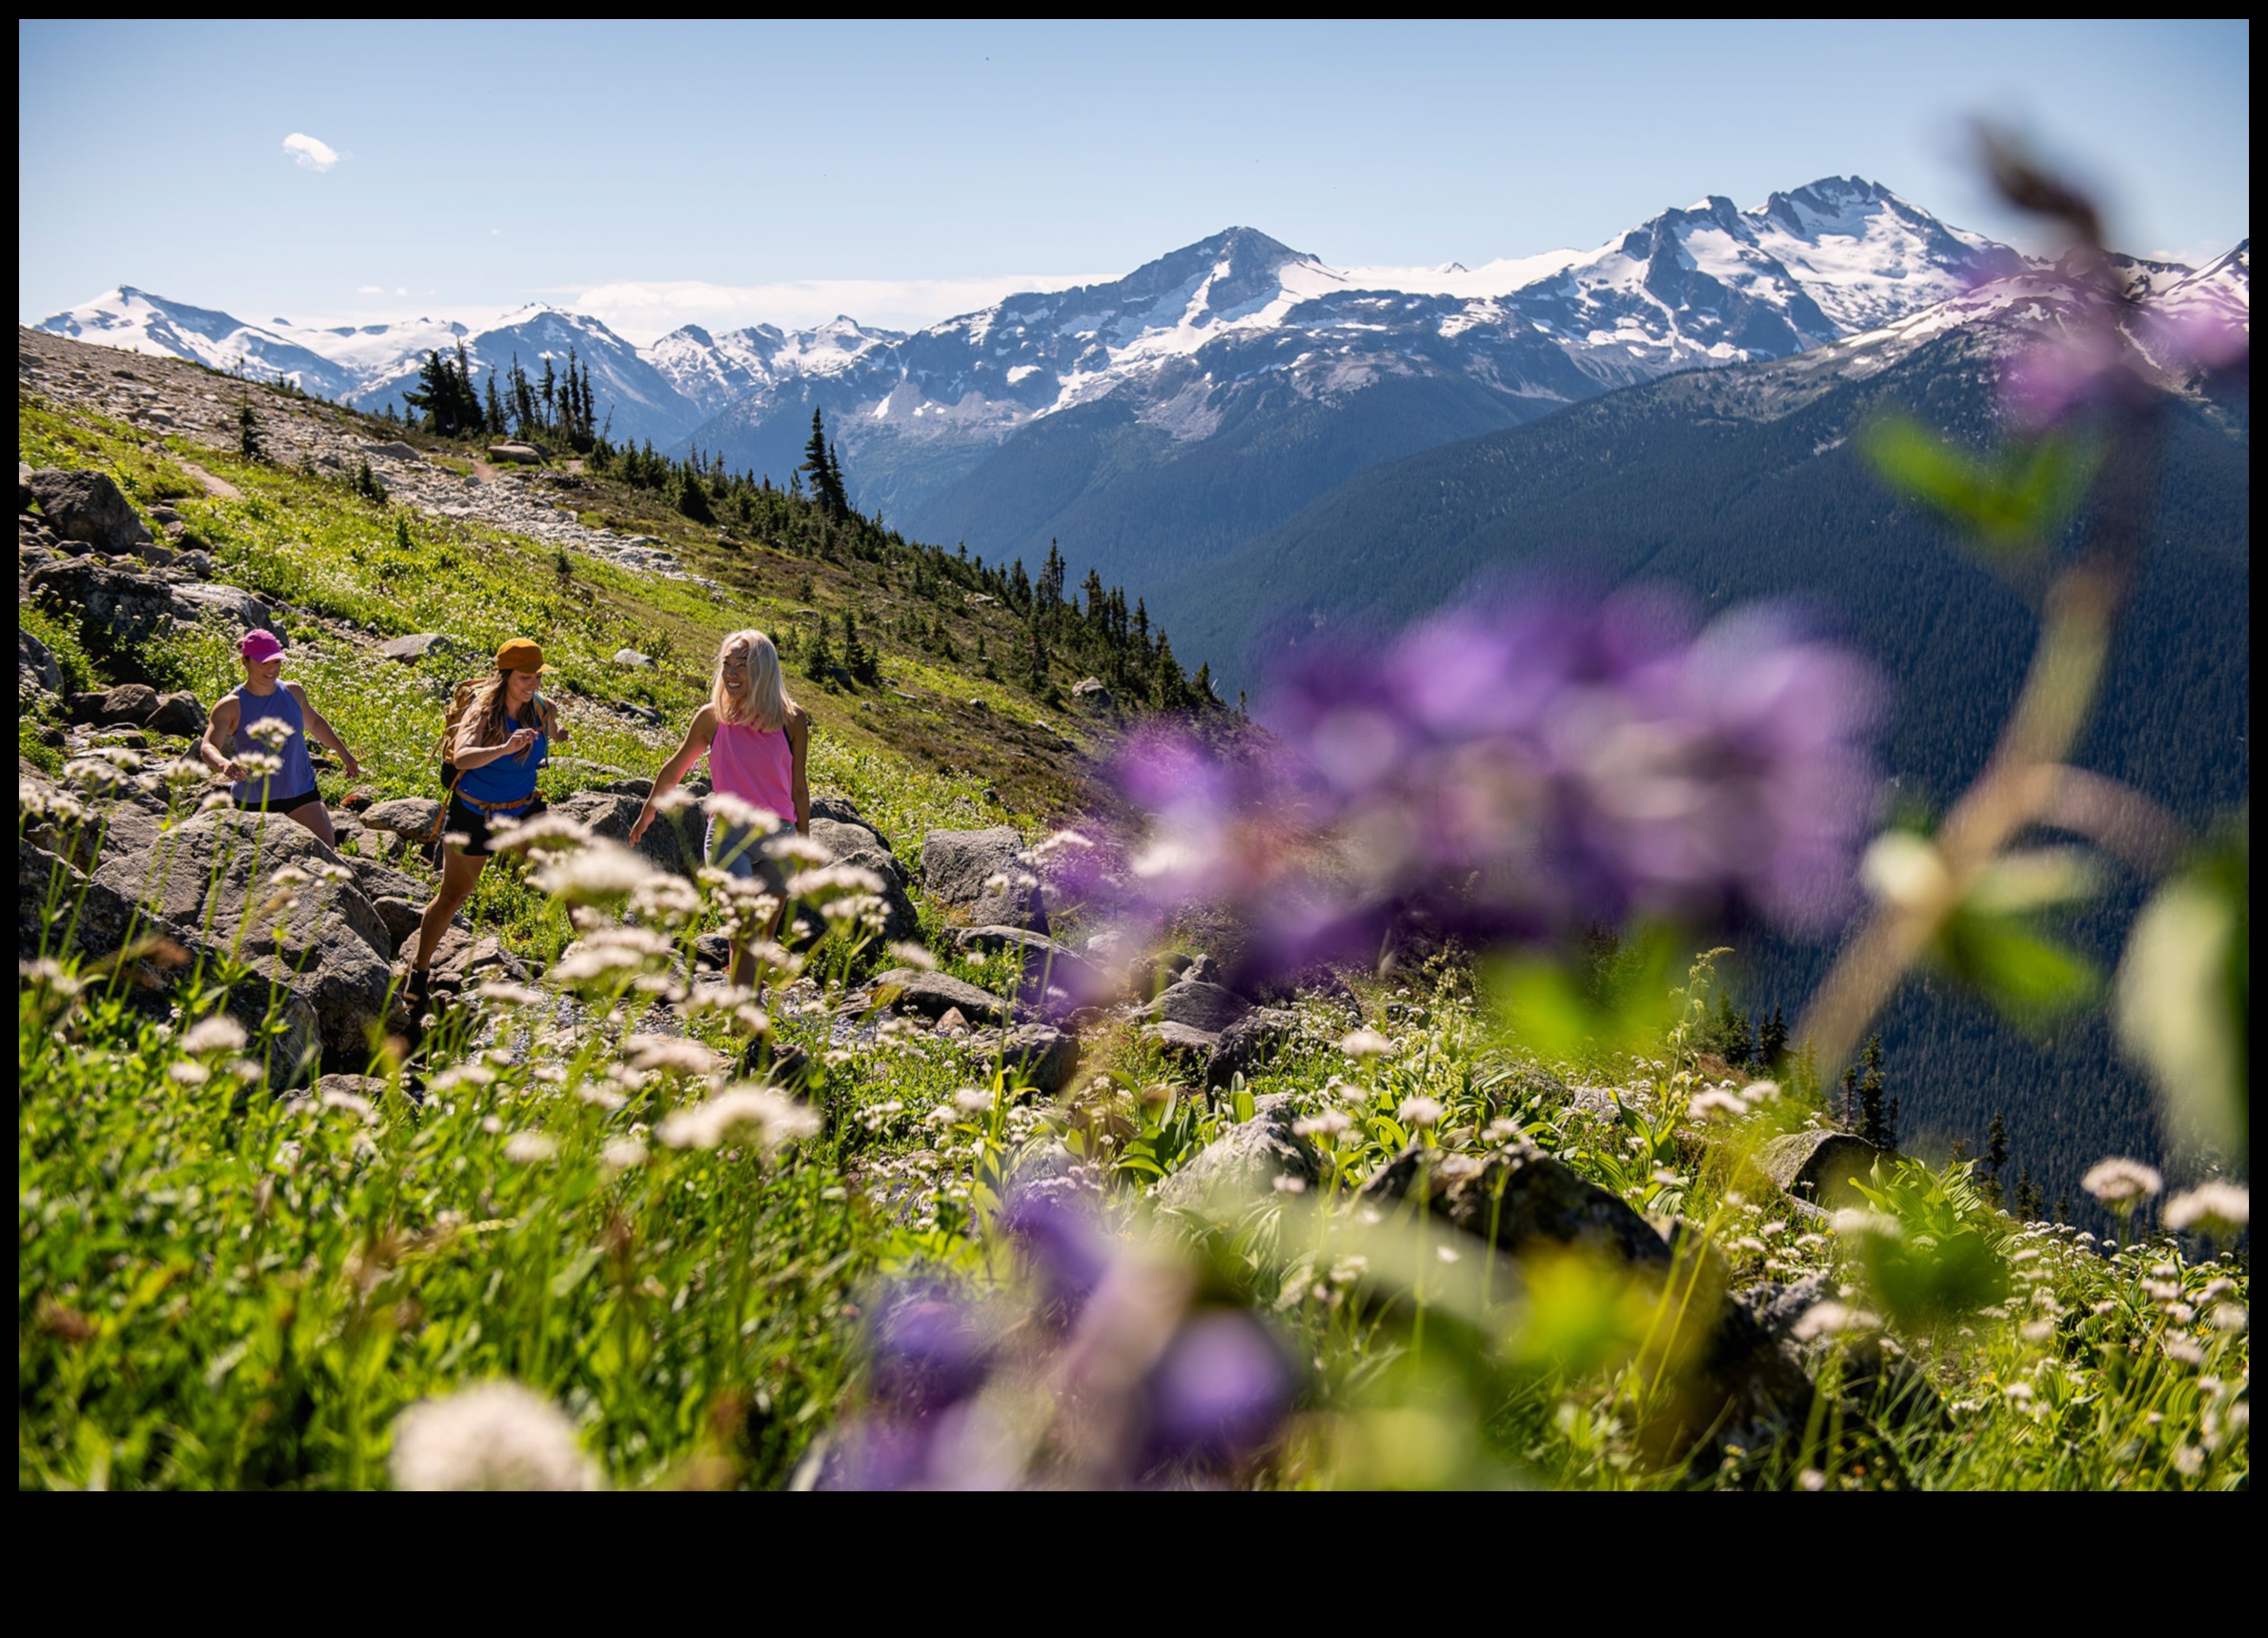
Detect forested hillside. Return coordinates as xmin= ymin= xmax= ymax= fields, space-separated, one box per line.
xmin=1162 ymin=324 xmax=2249 ymax=1212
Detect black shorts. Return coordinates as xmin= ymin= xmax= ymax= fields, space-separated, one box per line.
xmin=445 ymin=795 xmax=544 ymax=859
xmin=235 ymin=786 xmax=323 ymax=815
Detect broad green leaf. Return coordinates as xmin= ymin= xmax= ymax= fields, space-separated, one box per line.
xmin=1935 ymin=904 xmax=2100 ymax=1029
xmin=1862 ymin=415 xmax=2099 ymax=562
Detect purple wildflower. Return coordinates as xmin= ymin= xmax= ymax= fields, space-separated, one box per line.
xmin=1112 ymin=587 xmax=1884 ymax=981
xmin=868 ymin=1286 xmax=992 ymax=1416
xmin=999 ymin=1183 xmax=1114 ymax=1321
xmin=1139 ymin=1308 xmax=1297 ymax=1472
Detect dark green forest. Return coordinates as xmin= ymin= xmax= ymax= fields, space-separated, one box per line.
xmin=1159 ymin=329 xmax=2249 ymax=1223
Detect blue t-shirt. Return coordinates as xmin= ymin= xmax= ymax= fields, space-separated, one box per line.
xmin=456 ymin=708 xmax=548 ymax=807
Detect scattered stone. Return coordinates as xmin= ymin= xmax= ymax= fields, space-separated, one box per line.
xmin=358 ymin=441 xmax=423 ymax=463
xmin=360 ymin=797 xmax=443 ymax=839
xmin=612 ymin=648 xmax=654 ymax=669
xmin=144 ymin=691 xmax=206 ymax=738
xmin=1141 ymin=1020 xmax=1220 ymax=1058
xmin=935 ymin=1006 xmax=970 ymax=1038
xmin=1203 ymin=1007 xmax=1300 ymax=1090
xmin=376 ymin=632 xmax=463 ymax=662
xmin=1755 ymin=1131 xmax=1893 ymax=1211
xmin=922 ymin=825 xmax=1045 ymax=930
xmin=1153 ymin=1094 xmax=1319 ymax=1214
xmin=693 ymin=931 xmax=732 ymax=971
xmin=1069 ymin=677 xmax=1114 ymax=711
xmin=26 ymin=467 xmax=150 ymax=554
xmin=370 ymin=896 xmax=425 ymax=946
xmin=487 ymin=442 xmax=542 ymax=464
xmin=94 ymin=682 xmax=160 ymax=726
xmin=874 ymin=967 xmax=1010 ymax=1025
xmin=18 ymin=628 xmax=63 ymax=698
xmin=999 ymin=1023 xmax=1080 ymax=1094
xmin=1144 ymin=977 xmax=1251 ymax=1036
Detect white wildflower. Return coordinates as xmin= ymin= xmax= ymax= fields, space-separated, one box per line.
xmin=1690 ymin=1088 xmax=1749 ymax=1121
xmin=320 ymin=1088 xmax=379 ymax=1124
xmin=762 ymin=832 xmax=832 ymax=865
xmin=181 ymin=1015 xmax=249 ymax=1055
xmin=1831 ymin=1209 xmax=1902 ymax=1241
xmin=655 ymin=1083 xmax=820 ymax=1152
xmin=2211 ymin=1304 xmax=2247 ymax=1332
xmin=704 ymin=791 xmax=779 ymax=832
xmin=1797 ymin=1468 xmax=1827 ymax=1491
xmin=536 ymin=842 xmax=658 ymax=904
xmin=167 ymin=1061 xmax=211 ymax=1086
xmin=389 ymin=1381 xmax=599 ymax=1491
xmin=1397 ymin=1095 xmax=1442 ymax=1129
xmin=1293 ymin=1109 xmax=1353 ymax=1139
xmin=1740 ymin=1080 xmax=1781 ymax=1104
xmin=246 ymin=717 xmax=296 ymax=750
xmin=952 ymin=1087 xmax=994 ymax=1116
xmin=2163 ymin=1335 xmax=2205 ymax=1365
xmin=2164 ymin=1182 xmax=2248 ymax=1234
xmin=625 ymin=1034 xmax=722 ymax=1078
xmin=784 ymin=863 xmax=886 ymax=901
xmin=600 ymin=1136 xmax=647 ymax=1171
xmin=484 ymin=812 xmax=595 ymax=854
xmin=653 ymin=785 xmax=698 ymax=815
xmin=1339 ymin=1028 xmax=1394 ymax=1061
xmin=548 ymin=944 xmax=647 ymax=984
xmin=2080 ymin=1157 xmax=2163 ymax=1206
xmin=886 ymin=940 xmax=937 ymax=971
xmin=503 ymin=1131 xmax=557 ymax=1164
xmin=476 ymin=980 xmax=546 ymax=1007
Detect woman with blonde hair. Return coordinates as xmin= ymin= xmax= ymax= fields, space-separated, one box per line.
xmin=407 ymin=638 xmax=565 ymax=1006
xmin=631 ymin=628 xmax=811 ymax=988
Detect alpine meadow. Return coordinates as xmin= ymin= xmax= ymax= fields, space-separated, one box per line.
xmin=17 ymin=20 xmax=2249 ymax=1493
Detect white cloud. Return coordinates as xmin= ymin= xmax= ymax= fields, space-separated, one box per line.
xmin=550 ymin=273 xmax=1118 ymax=346
xmin=282 ymin=132 xmax=342 ymax=172
xmin=354 ymin=284 xmax=385 ymax=294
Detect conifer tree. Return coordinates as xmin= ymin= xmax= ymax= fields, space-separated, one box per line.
xmin=1758 ymin=1004 xmax=1789 ymax=1068
xmin=236 ymin=396 xmax=265 ymax=463
xmin=2015 ymin=1167 xmax=2043 ymax=1222
xmin=801 ymin=410 xmax=849 ymax=518
xmin=1854 ymin=1034 xmax=1894 ymax=1149
xmin=484 ymin=374 xmax=507 ymax=435
xmin=675 ymin=464 xmax=714 ymax=524
xmin=1983 ymin=1111 xmax=2011 ymax=1209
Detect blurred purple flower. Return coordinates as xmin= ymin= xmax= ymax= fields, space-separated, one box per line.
xmin=2001 ymin=267 xmax=2250 ymax=433
xmin=869 ymin=1286 xmax=992 ymax=1416
xmin=1112 ymin=588 xmax=1884 ymax=981
xmin=1139 ymin=1308 xmax=1297 ymax=1473
xmin=1000 ymin=1183 xmax=1113 ymax=1321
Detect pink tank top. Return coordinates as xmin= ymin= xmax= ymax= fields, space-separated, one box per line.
xmin=709 ymin=718 xmax=795 ymax=822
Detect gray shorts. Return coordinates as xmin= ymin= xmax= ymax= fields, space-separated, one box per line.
xmin=704 ymin=817 xmax=790 ymax=896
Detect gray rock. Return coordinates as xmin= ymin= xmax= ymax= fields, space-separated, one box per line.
xmin=1203 ymin=1007 xmax=1300 ymax=1090
xmin=807 ymin=812 xmax=920 ymax=942
xmin=487 ymin=442 xmax=542 ymax=465
xmin=1756 ymin=1131 xmax=1893 ymax=1211
xmin=346 ymin=855 xmax=428 ymax=905
xmin=94 ymin=682 xmax=160 ymax=726
xmin=145 ymin=691 xmax=206 ymax=738
xmin=612 ymin=648 xmax=654 ymax=668
xmin=375 ymin=632 xmax=463 ymax=663
xmin=1363 ymin=1144 xmax=1672 ymax=1272
xmin=359 ymin=441 xmax=424 ymax=463
xmin=875 ymin=966 xmax=1010 ymax=1025
xmin=30 ymin=559 xmax=196 ymax=657
xmin=28 ymin=468 xmax=150 ymax=554
xmin=549 ymin=788 xmax=703 ymax=879
xmin=1152 ymin=1094 xmax=1319 ymax=1214
xmin=1145 ymin=978 xmax=1251 ymax=1036
xmin=168 ymin=580 xmax=278 ymax=637
xmin=314 ymin=1072 xmax=387 ymax=1104
xmin=998 ymin=1023 xmax=1080 ymax=1094
xmin=952 ymin=924 xmax=1116 ymax=1012
xmin=360 ymin=797 xmax=443 ymax=838
xmin=174 ymin=550 xmax=213 ymax=578
xmin=921 ymin=825 xmax=1045 ymax=930
xmin=371 ymin=896 xmax=425 ymax=946
xmin=1735 ymin=1273 xmax=1947 ymax=1432
xmin=88 ymin=809 xmax=393 ymax=1072
xmin=18 ymin=628 xmax=63 ymax=698
xmin=1069 ymin=677 xmax=1114 ymax=711
xmin=1141 ymin=1020 xmax=1220 ymax=1058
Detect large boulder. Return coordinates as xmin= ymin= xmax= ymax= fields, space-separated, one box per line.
xmin=1735 ymin=1273 xmax=1947 ymax=1432
xmin=874 ymin=966 xmax=1011 ymax=1026
xmin=548 ymin=789 xmax=705 ymax=879
xmin=1755 ymin=1131 xmax=1893 ymax=1211
xmin=952 ymin=924 xmax=1115 ymax=1013
xmin=921 ymin=826 xmax=1045 ymax=930
xmin=145 ymin=691 xmax=207 ymax=738
xmin=89 ymin=809 xmax=395 ymax=1072
xmin=92 ymin=682 xmax=160 ymax=726
xmin=27 ymin=468 xmax=149 ymax=554
xmin=1144 ymin=978 xmax=1251 ymax=1036
xmin=1364 ymin=1144 xmax=1673 ymax=1271
xmin=28 ymin=558 xmax=278 ymax=666
xmin=1153 ymin=1094 xmax=1320 ymax=1215
xmin=1203 ymin=1007 xmax=1300 ymax=1090
xmin=167 ymin=581 xmax=279 ymax=635
xmin=375 ymin=632 xmax=464 ymax=663
xmin=807 ymin=801 xmax=919 ymax=942
xmin=18 ymin=628 xmax=63 ymax=698
xmin=360 ymin=797 xmax=444 ymax=839
xmin=998 ymin=1023 xmax=1080 ymax=1095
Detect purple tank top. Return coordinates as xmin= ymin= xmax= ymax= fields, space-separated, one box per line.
xmin=229 ymin=684 xmax=318 ymax=802
xmin=709 ymin=719 xmax=794 ymax=823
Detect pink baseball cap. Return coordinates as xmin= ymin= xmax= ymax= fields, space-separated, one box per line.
xmin=238 ymin=628 xmax=285 ymax=664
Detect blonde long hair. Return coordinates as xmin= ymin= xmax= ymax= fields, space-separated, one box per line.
xmin=713 ymin=629 xmax=793 ymax=733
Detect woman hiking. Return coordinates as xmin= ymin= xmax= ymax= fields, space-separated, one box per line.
xmin=629 ymin=628 xmax=810 ymax=991
xmin=198 ymin=627 xmax=361 ymax=846
xmin=406 ymin=638 xmax=564 ymax=1008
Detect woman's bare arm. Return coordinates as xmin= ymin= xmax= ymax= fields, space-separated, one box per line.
xmin=198 ymin=696 xmax=243 ymax=780
xmin=629 ymin=704 xmax=720 ymax=843
xmin=786 ymin=708 xmax=811 ymax=836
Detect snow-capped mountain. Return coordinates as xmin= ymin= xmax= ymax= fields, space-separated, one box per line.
xmin=647 ymin=317 xmax=904 ymax=416
xmin=36 ymin=287 xmax=375 ymax=401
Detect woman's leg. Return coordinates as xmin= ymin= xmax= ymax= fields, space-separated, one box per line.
xmin=282 ymin=796 xmax=335 ymax=848
xmin=412 ymin=848 xmax=487 ymax=970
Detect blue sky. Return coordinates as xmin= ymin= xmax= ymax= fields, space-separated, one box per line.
xmin=17 ymin=19 xmax=2249 ymax=342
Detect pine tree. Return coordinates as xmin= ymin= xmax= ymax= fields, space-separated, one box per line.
xmin=1758 ymin=1005 xmax=1789 ymax=1068
xmin=236 ymin=396 xmax=265 ymax=462
xmin=675 ymin=464 xmax=714 ymax=523
xmin=801 ymin=615 xmax=836 ymax=680
xmin=801 ymin=410 xmax=848 ymax=518
xmin=484 ymin=374 xmax=507 ymax=435
xmin=2015 ymin=1166 xmax=2043 ymax=1222
xmin=1982 ymin=1111 xmax=2011 ymax=1209
xmin=1854 ymin=1034 xmax=1894 ymax=1149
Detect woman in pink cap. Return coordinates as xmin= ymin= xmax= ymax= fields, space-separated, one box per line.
xmin=196 ymin=626 xmax=360 ymax=846
xmin=630 ymin=627 xmax=809 ymax=988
